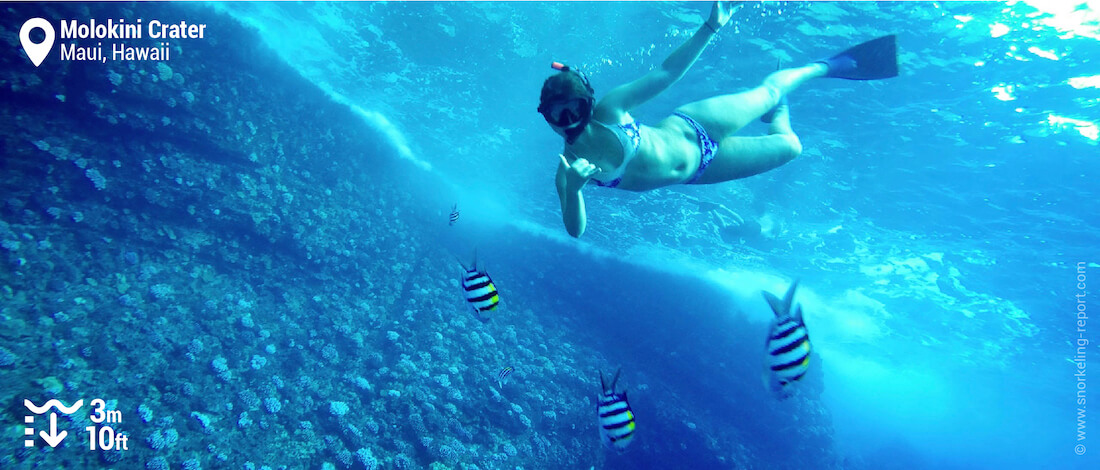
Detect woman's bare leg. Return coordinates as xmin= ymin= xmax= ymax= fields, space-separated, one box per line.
xmin=678 ymin=63 xmax=819 ymax=185
xmin=674 ymin=63 xmax=826 ymax=139
xmin=765 ymin=97 xmax=792 ymax=136
xmin=690 ymin=133 xmax=802 ymax=184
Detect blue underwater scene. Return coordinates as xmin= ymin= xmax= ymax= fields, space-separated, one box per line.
xmin=1 ymin=1 xmax=1098 ymax=469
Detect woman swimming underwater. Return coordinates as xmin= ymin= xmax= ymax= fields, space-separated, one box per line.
xmin=540 ymin=1 xmax=897 ymax=238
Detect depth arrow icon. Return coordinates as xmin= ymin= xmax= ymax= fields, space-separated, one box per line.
xmin=39 ymin=413 xmax=67 ymax=447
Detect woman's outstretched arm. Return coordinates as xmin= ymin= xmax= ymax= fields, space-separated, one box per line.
xmin=595 ymin=1 xmax=739 ymax=115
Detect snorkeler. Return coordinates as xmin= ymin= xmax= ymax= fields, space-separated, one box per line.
xmin=540 ymin=1 xmax=898 ymax=238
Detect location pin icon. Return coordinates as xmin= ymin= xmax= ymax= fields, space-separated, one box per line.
xmin=20 ymin=18 xmax=55 ymax=67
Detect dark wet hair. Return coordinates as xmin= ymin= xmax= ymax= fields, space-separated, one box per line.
xmin=539 ymin=70 xmax=594 ymax=108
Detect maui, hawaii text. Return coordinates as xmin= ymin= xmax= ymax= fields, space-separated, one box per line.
xmin=57 ymin=19 xmax=206 ymax=63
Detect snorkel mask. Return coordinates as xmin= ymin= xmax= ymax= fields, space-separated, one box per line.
xmin=538 ymin=62 xmax=595 ymax=143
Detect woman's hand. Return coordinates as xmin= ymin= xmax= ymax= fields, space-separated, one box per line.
xmin=707 ymin=1 xmax=740 ymax=31
xmin=559 ymin=155 xmax=601 ymax=192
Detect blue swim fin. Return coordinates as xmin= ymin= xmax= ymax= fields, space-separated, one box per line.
xmin=819 ymin=35 xmax=898 ymax=80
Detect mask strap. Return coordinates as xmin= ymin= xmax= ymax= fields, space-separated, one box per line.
xmin=551 ymin=61 xmax=593 ymax=94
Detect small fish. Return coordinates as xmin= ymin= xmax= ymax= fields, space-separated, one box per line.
xmin=459 ymin=252 xmax=499 ymax=322
xmin=597 ymin=368 xmax=635 ymax=451
xmin=761 ymin=280 xmax=812 ymax=399
xmin=449 ymin=204 xmax=460 ymax=226
xmin=497 ymin=366 xmax=514 ymax=388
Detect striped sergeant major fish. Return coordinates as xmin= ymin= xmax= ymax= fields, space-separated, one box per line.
xmin=449 ymin=204 xmax=460 ymax=226
xmin=597 ymin=368 xmax=635 ymax=451
xmin=497 ymin=366 xmax=514 ymax=388
xmin=459 ymin=252 xmax=499 ymax=322
xmin=762 ymin=280 xmax=811 ymax=399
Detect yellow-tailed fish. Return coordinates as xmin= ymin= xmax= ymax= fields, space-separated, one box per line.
xmin=762 ymin=280 xmax=812 ymax=399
